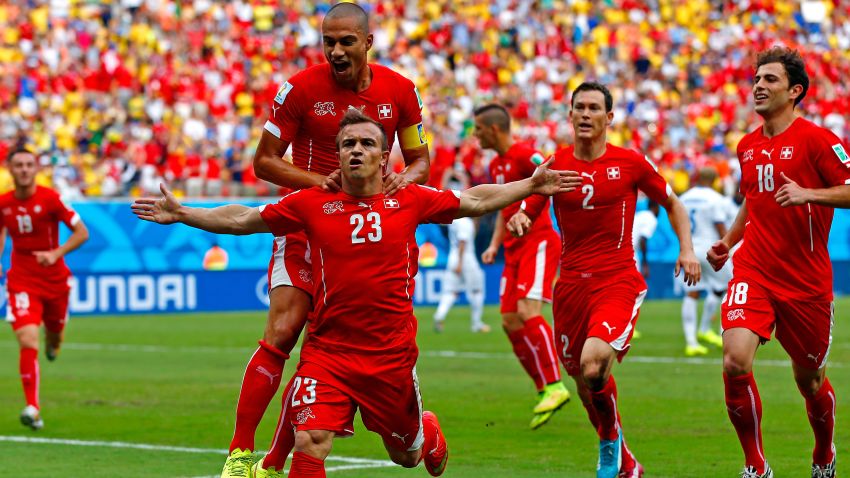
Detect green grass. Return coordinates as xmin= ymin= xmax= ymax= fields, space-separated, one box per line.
xmin=1 ymin=298 xmax=848 ymax=477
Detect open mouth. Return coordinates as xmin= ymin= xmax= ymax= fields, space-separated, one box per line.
xmin=349 ymin=158 xmax=363 ymax=168
xmin=754 ymin=92 xmax=768 ymax=103
xmin=577 ymin=122 xmax=593 ymax=132
xmin=332 ymin=61 xmax=351 ymax=74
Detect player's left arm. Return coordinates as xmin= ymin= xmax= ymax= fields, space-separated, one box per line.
xmin=775 ymin=175 xmax=850 ymax=208
xmin=458 ymin=158 xmax=580 ymax=217
xmin=34 ymin=196 xmax=90 ymax=267
xmin=777 ymin=134 xmax=850 ymax=208
xmin=663 ymin=195 xmax=700 ymax=286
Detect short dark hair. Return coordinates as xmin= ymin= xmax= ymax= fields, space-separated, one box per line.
xmin=336 ymin=108 xmax=388 ymax=151
xmin=473 ymin=104 xmax=511 ymax=132
xmin=324 ymin=2 xmax=370 ymax=33
xmin=7 ymin=147 xmax=35 ymax=163
xmin=756 ymin=47 xmax=809 ymax=106
xmin=571 ymin=82 xmax=614 ymax=112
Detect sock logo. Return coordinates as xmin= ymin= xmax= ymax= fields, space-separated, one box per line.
xmin=256 ymin=366 xmax=280 ymax=385
xmin=727 ymin=405 xmax=743 ymax=417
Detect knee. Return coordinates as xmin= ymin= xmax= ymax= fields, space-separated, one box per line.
xmin=502 ymin=314 xmax=523 ymax=334
xmin=795 ymin=373 xmax=825 ymax=398
xmin=293 ymin=430 xmax=333 ymax=460
xmin=265 ymin=310 xmax=307 ymax=351
xmin=580 ymin=361 xmax=608 ymax=391
xmin=722 ymin=353 xmax=752 ymax=377
xmin=391 ymin=451 xmax=420 ymax=468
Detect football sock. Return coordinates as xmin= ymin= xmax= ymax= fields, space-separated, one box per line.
xmin=230 ymin=341 xmax=288 ymax=452
xmin=700 ymin=293 xmax=721 ymax=333
xmin=469 ymin=289 xmax=485 ymax=330
xmin=288 ymin=451 xmax=326 ymax=478
xmin=682 ymin=296 xmax=699 ymax=347
xmin=724 ymin=373 xmax=766 ymax=473
xmin=261 ymin=379 xmax=297 ymax=471
xmin=508 ymin=326 xmax=545 ymax=391
xmin=524 ymin=316 xmax=562 ymax=386
xmin=801 ymin=378 xmax=836 ymax=465
xmin=590 ymin=375 xmax=620 ymax=441
xmin=19 ymin=347 xmax=39 ymax=408
xmin=433 ymin=292 xmax=456 ymax=323
xmin=579 ymin=385 xmax=636 ymax=468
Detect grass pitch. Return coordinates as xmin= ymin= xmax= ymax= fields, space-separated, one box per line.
xmin=1 ymin=298 xmax=848 ymax=477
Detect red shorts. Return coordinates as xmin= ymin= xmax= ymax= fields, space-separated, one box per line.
xmin=267 ymin=231 xmax=314 ymax=295
xmin=721 ymin=278 xmax=834 ymax=370
xmin=6 ymin=282 xmax=71 ymax=333
xmin=500 ymin=232 xmax=560 ymax=314
xmin=284 ymin=351 xmax=425 ymax=452
xmin=553 ymin=269 xmax=647 ymax=376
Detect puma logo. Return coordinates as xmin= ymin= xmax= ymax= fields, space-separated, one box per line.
xmin=357 ymin=202 xmax=372 ymax=210
xmin=761 ymin=148 xmax=774 ymax=161
xmin=271 ymin=104 xmax=280 ymax=117
xmin=602 ymin=322 xmax=616 ymax=334
xmin=581 ymin=171 xmax=597 ymax=183
xmin=391 ymin=432 xmax=409 ymax=443
xmin=727 ymin=405 xmax=743 ymax=417
xmin=807 ymin=352 xmax=822 ymax=363
xmin=256 ymin=366 xmax=280 ymax=385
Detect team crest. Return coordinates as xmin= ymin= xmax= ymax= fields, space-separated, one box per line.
xmin=322 ymin=201 xmax=344 ymax=214
xmin=378 ymin=104 xmax=392 ymax=119
xmin=727 ymin=309 xmax=745 ymax=322
xmin=607 ymin=166 xmax=621 ymax=180
xmin=274 ymin=81 xmax=293 ymax=105
xmin=779 ymin=146 xmax=794 ymax=160
xmin=384 ymin=198 xmax=400 ymax=209
xmin=742 ymin=149 xmax=754 ymax=163
xmin=314 ymin=101 xmax=336 ymax=116
xmin=296 ymin=407 xmax=316 ymax=425
xmin=299 ymin=269 xmax=313 ymax=284
xmin=34 ymin=205 xmax=42 ymax=213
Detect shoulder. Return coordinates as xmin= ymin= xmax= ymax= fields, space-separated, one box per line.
xmin=372 ymin=64 xmax=414 ymax=87
xmin=511 ymin=143 xmax=544 ymax=164
xmin=292 ymin=64 xmax=330 ymax=84
xmin=737 ymin=128 xmax=761 ymax=151
xmin=37 ymin=186 xmax=61 ymax=201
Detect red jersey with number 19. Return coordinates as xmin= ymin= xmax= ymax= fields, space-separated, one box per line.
xmin=734 ymin=117 xmax=850 ymax=301
xmin=263 ymin=63 xmax=424 ymax=177
xmin=259 ymin=184 xmax=460 ymax=356
xmin=550 ymin=145 xmax=672 ymax=275
xmin=0 ymin=186 xmax=79 ymax=288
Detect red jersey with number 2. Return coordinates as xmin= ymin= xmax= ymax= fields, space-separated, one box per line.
xmin=734 ymin=117 xmax=850 ymax=301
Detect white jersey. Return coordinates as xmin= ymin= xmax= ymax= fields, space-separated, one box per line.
xmin=679 ymin=186 xmax=727 ymax=251
xmin=632 ymin=209 xmax=658 ymax=269
xmin=445 ymin=217 xmax=484 ymax=293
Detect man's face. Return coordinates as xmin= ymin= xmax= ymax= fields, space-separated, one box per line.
xmin=753 ymin=62 xmax=798 ymax=116
xmin=322 ymin=16 xmax=373 ymax=85
xmin=337 ymin=122 xmax=387 ymax=181
xmin=570 ymin=90 xmax=612 ymax=140
xmin=472 ymin=115 xmax=497 ymax=150
xmin=9 ymin=153 xmax=37 ymax=189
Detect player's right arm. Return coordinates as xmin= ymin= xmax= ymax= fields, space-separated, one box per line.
xmin=132 ymin=184 xmax=270 ymax=235
xmin=707 ymin=199 xmax=748 ymax=271
xmin=481 ymin=212 xmax=504 ymax=264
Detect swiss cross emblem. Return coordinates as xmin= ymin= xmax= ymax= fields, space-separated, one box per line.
xmin=607 ymin=166 xmax=621 ymax=180
xmin=384 ymin=198 xmax=399 ymax=208
xmin=780 ymin=146 xmax=794 ymax=160
xmin=378 ymin=104 xmax=392 ymax=119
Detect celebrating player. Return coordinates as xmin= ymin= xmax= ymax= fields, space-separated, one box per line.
xmin=707 ymin=47 xmax=850 ymax=478
xmin=509 ymin=82 xmax=700 ymax=478
xmin=678 ymin=167 xmax=730 ymax=356
xmin=220 ymin=3 xmax=431 ymax=476
xmin=0 ymin=148 xmax=90 ymax=430
xmin=474 ymin=104 xmax=570 ymax=430
xmin=133 ymin=108 xmax=582 ymax=478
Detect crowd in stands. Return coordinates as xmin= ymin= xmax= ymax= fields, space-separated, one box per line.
xmin=1 ymin=0 xmax=849 ymax=199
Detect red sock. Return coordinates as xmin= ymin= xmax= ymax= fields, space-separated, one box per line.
xmin=590 ymin=375 xmax=620 ymax=441
xmin=288 ymin=451 xmax=326 ymax=478
xmin=19 ymin=347 xmax=39 ymax=408
xmin=523 ymin=316 xmax=562 ymax=386
xmin=802 ymin=378 xmax=836 ymax=465
xmin=580 ymin=385 xmax=636 ymax=469
xmin=262 ymin=378 xmax=297 ymax=470
xmin=724 ymin=373 xmax=766 ymax=473
xmin=507 ymin=326 xmax=544 ymax=391
xmin=229 ymin=341 xmax=288 ymax=452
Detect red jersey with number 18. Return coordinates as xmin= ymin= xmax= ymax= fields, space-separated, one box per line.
xmin=733 ymin=117 xmax=850 ymax=301
xmin=259 ymin=184 xmax=460 ymax=357
xmin=0 ymin=186 xmax=79 ymax=288
xmin=549 ymin=144 xmax=672 ymax=276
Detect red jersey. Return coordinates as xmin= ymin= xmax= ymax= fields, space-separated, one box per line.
xmin=0 ymin=186 xmax=79 ymax=288
xmin=548 ymin=144 xmax=671 ymax=276
xmin=489 ymin=142 xmax=557 ymax=250
xmin=263 ymin=63 xmax=424 ymax=177
xmin=259 ymin=185 xmax=460 ymax=356
xmin=734 ymin=117 xmax=850 ymax=301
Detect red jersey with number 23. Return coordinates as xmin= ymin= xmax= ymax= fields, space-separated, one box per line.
xmin=259 ymin=184 xmax=460 ymax=357
xmin=549 ymin=144 xmax=672 ymax=276
xmin=0 ymin=186 xmax=79 ymax=288
xmin=734 ymin=117 xmax=850 ymax=301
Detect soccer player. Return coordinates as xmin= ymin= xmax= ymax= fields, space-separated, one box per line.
xmin=509 ymin=82 xmax=700 ymax=478
xmin=221 ymin=4 xmax=431 ymax=475
xmin=432 ymin=215 xmax=488 ymax=333
xmin=0 ymin=148 xmax=89 ymax=430
xmin=474 ymin=104 xmax=570 ymax=430
xmin=707 ymin=47 xmax=850 ymax=478
xmin=679 ymin=167 xmax=730 ymax=356
xmin=133 ymin=108 xmax=582 ymax=478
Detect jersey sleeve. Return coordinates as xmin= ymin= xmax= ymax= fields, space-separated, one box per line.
xmin=49 ymin=191 xmax=79 ymax=228
xmin=263 ymin=75 xmax=306 ymax=144
xmin=258 ymin=192 xmax=306 ymax=236
xmin=411 ymin=185 xmax=461 ymax=224
xmin=811 ymin=128 xmax=850 ymax=186
xmin=635 ymin=153 xmax=672 ymax=203
xmin=396 ymin=76 xmax=427 ymax=150
xmin=517 ymin=149 xmax=549 ymax=219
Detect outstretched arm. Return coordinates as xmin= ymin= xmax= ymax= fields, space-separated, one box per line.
xmin=132 ymin=184 xmax=270 ymax=235
xmin=457 ymin=158 xmax=580 ymax=218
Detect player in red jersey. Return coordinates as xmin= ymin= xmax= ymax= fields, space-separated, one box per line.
xmin=133 ymin=108 xmax=581 ymax=478
xmin=221 ymin=4 xmax=431 ymax=476
xmin=707 ymin=47 xmax=850 ymax=478
xmin=473 ymin=104 xmax=570 ymax=430
xmin=509 ymin=83 xmax=700 ymax=478
xmin=0 ymin=149 xmax=89 ymax=430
